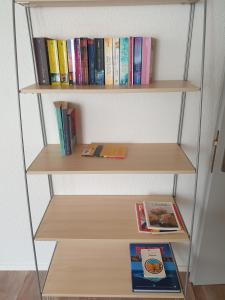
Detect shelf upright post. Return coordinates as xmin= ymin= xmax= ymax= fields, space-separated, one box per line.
xmin=25 ymin=7 xmax=54 ymax=199
xmin=184 ymin=0 xmax=207 ymax=298
xmin=173 ymin=3 xmax=196 ymax=198
xmin=12 ymin=1 xmax=43 ymax=299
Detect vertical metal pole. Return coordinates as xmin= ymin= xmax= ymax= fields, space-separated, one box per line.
xmin=173 ymin=3 xmax=196 ymax=198
xmin=184 ymin=0 xmax=207 ymax=298
xmin=12 ymin=1 xmax=43 ymax=299
xmin=25 ymin=7 xmax=54 ymax=198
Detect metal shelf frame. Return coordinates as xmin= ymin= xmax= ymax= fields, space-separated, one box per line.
xmin=12 ymin=0 xmax=207 ymax=299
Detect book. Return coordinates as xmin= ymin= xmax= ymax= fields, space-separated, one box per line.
xmin=67 ymin=108 xmax=76 ymax=152
xmin=57 ymin=40 xmax=69 ymax=86
xmin=129 ymin=243 xmax=181 ymax=293
xmin=141 ymin=248 xmax=166 ymax=279
xmin=95 ymin=38 xmax=105 ymax=85
xmin=53 ymin=101 xmax=65 ymax=156
xmin=81 ymin=143 xmax=127 ymax=159
xmin=143 ymin=201 xmax=181 ymax=231
xmin=80 ymin=38 xmax=89 ymax=85
xmin=74 ymin=38 xmax=82 ymax=85
xmin=128 ymin=37 xmax=134 ymax=86
xmin=104 ymin=37 xmax=113 ymax=85
xmin=133 ymin=37 xmax=142 ymax=85
xmin=141 ymin=37 xmax=152 ymax=85
xmin=112 ymin=38 xmax=120 ymax=85
xmin=33 ymin=38 xmax=50 ymax=85
xmin=47 ymin=39 xmax=60 ymax=86
xmin=119 ymin=37 xmax=129 ymax=85
xmin=61 ymin=102 xmax=71 ymax=155
xmin=67 ymin=39 xmax=76 ymax=84
xmin=87 ymin=38 xmax=95 ymax=85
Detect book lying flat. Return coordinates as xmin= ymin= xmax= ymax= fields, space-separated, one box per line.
xmin=81 ymin=143 xmax=127 ymax=159
xmin=143 ymin=201 xmax=181 ymax=231
xmin=129 ymin=243 xmax=181 ymax=293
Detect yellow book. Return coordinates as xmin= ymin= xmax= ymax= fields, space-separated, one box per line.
xmin=57 ymin=40 xmax=69 ymax=86
xmin=104 ymin=38 xmax=113 ymax=85
xmin=47 ymin=40 xmax=60 ymax=86
xmin=100 ymin=144 xmax=127 ymax=159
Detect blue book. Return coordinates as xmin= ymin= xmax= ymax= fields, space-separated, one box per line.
xmin=119 ymin=37 xmax=129 ymax=85
xmin=94 ymin=38 xmax=104 ymax=85
xmin=54 ymin=102 xmax=65 ymax=156
xmin=87 ymin=38 xmax=95 ymax=85
xmin=133 ymin=37 xmax=142 ymax=85
xmin=61 ymin=102 xmax=71 ymax=155
xmin=129 ymin=243 xmax=181 ymax=293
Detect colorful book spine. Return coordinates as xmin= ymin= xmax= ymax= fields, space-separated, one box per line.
xmin=54 ymin=101 xmax=65 ymax=156
xmin=33 ymin=38 xmax=50 ymax=85
xmin=47 ymin=39 xmax=60 ymax=86
xmin=80 ymin=38 xmax=89 ymax=85
xmin=141 ymin=37 xmax=152 ymax=85
xmin=112 ymin=38 xmax=120 ymax=85
xmin=128 ymin=37 xmax=134 ymax=86
xmin=67 ymin=108 xmax=76 ymax=152
xmin=74 ymin=38 xmax=82 ymax=85
xmin=87 ymin=38 xmax=95 ymax=85
xmin=57 ymin=40 xmax=69 ymax=86
xmin=119 ymin=37 xmax=129 ymax=85
xmin=94 ymin=38 xmax=105 ymax=85
xmin=133 ymin=37 xmax=142 ymax=85
xmin=104 ymin=38 xmax=113 ymax=85
xmin=67 ymin=39 xmax=76 ymax=84
xmin=71 ymin=108 xmax=77 ymax=144
xmin=61 ymin=102 xmax=71 ymax=155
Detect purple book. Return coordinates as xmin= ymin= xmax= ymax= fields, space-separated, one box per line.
xmin=133 ymin=37 xmax=142 ymax=85
xmin=74 ymin=38 xmax=82 ymax=85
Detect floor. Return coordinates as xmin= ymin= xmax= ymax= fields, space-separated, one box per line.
xmin=0 ymin=271 xmax=225 ymax=300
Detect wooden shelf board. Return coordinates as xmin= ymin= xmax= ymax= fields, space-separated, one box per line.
xmin=35 ymin=195 xmax=189 ymax=242
xmin=20 ymin=81 xmax=199 ymax=94
xmin=16 ymin=0 xmax=199 ymax=8
xmin=27 ymin=144 xmax=195 ymax=174
xmin=42 ymin=240 xmax=184 ymax=298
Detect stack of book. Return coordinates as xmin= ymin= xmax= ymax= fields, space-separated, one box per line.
xmin=136 ymin=201 xmax=184 ymax=234
xmin=33 ymin=37 xmax=154 ymax=87
xmin=54 ymin=101 xmax=77 ymax=156
xmin=129 ymin=243 xmax=181 ymax=293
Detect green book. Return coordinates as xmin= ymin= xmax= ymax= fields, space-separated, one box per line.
xmin=54 ymin=101 xmax=65 ymax=156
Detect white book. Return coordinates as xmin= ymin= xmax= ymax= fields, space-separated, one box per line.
xmin=104 ymin=38 xmax=113 ymax=85
xmin=113 ymin=37 xmax=120 ymax=85
xmin=141 ymin=248 xmax=166 ymax=279
xmin=67 ymin=39 xmax=76 ymax=84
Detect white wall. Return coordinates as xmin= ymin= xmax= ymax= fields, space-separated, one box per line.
xmin=0 ymin=0 xmax=223 ymax=283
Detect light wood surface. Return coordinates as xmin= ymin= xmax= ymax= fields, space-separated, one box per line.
xmin=20 ymin=81 xmax=199 ymax=94
xmin=27 ymin=144 xmax=195 ymax=174
xmin=35 ymin=195 xmax=189 ymax=242
xmin=42 ymin=240 xmax=184 ymax=298
xmin=16 ymin=0 xmax=200 ymax=8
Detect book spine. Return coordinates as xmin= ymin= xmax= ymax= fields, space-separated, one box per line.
xmin=133 ymin=37 xmax=142 ymax=85
xmin=113 ymin=38 xmax=120 ymax=85
xmin=47 ymin=39 xmax=60 ymax=86
xmin=94 ymin=38 xmax=104 ymax=85
xmin=128 ymin=37 xmax=134 ymax=86
xmin=57 ymin=40 xmax=69 ymax=86
xmin=71 ymin=109 xmax=77 ymax=145
xmin=74 ymin=38 xmax=82 ymax=85
xmin=54 ymin=106 xmax=65 ymax=156
xmin=67 ymin=112 xmax=74 ymax=153
xmin=104 ymin=37 xmax=113 ymax=85
xmin=33 ymin=38 xmax=50 ymax=85
xmin=80 ymin=38 xmax=89 ymax=85
xmin=141 ymin=37 xmax=151 ymax=85
xmin=149 ymin=38 xmax=153 ymax=83
xmin=119 ymin=37 xmax=129 ymax=85
xmin=87 ymin=38 xmax=95 ymax=85
xmin=67 ymin=39 xmax=76 ymax=84
xmin=62 ymin=107 xmax=71 ymax=155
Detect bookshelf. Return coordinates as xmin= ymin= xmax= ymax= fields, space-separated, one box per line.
xmin=13 ymin=0 xmax=206 ymax=299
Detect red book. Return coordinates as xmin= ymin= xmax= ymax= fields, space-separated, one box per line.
xmin=80 ymin=38 xmax=89 ymax=85
xmin=128 ymin=37 xmax=134 ymax=86
xmin=74 ymin=38 xmax=82 ymax=85
xmin=141 ymin=37 xmax=152 ymax=85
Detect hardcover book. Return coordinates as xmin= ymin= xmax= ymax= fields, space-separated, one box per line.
xmin=61 ymin=102 xmax=71 ymax=155
xmin=67 ymin=39 xmax=76 ymax=84
xmin=129 ymin=37 xmax=134 ymax=85
xmin=95 ymin=38 xmax=105 ymax=85
xmin=104 ymin=37 xmax=113 ymax=85
xmin=113 ymin=38 xmax=120 ymax=85
xmin=80 ymin=38 xmax=89 ymax=85
xmin=141 ymin=37 xmax=152 ymax=85
xmin=54 ymin=101 xmax=65 ymax=156
xmin=87 ymin=38 xmax=95 ymax=85
xmin=74 ymin=38 xmax=82 ymax=85
xmin=119 ymin=37 xmax=129 ymax=85
xmin=133 ymin=37 xmax=142 ymax=85
xmin=57 ymin=40 xmax=69 ymax=86
xmin=47 ymin=39 xmax=60 ymax=86
xmin=129 ymin=243 xmax=181 ymax=293
xmin=33 ymin=37 xmax=50 ymax=85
